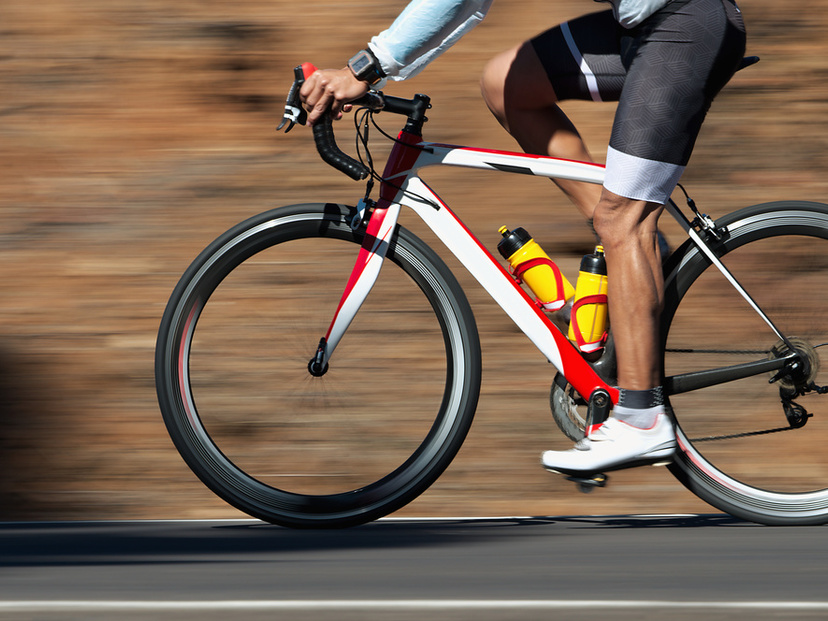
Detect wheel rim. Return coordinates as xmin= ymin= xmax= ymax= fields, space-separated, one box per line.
xmin=160 ymin=208 xmax=478 ymax=524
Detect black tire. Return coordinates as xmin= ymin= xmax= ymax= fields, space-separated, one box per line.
xmin=662 ymin=201 xmax=828 ymax=525
xmin=155 ymin=203 xmax=481 ymax=528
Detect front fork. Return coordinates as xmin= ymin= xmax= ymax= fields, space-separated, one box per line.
xmin=307 ymin=200 xmax=401 ymax=376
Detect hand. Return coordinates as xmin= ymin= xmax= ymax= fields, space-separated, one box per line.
xmin=299 ymin=67 xmax=370 ymax=127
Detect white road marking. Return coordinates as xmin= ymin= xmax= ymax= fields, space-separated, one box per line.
xmin=1 ymin=601 xmax=828 ymax=612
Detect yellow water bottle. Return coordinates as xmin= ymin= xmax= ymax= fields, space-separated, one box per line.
xmin=497 ymin=226 xmax=574 ymax=312
xmin=568 ymin=245 xmax=609 ymax=354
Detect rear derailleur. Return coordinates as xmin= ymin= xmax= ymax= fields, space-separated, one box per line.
xmin=770 ymin=338 xmax=828 ymax=429
xmin=778 ymin=384 xmax=825 ymax=429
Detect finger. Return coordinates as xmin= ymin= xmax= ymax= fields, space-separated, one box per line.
xmin=298 ymin=71 xmax=319 ymax=103
xmin=307 ymin=99 xmax=331 ymax=126
xmin=306 ymin=84 xmax=335 ymax=126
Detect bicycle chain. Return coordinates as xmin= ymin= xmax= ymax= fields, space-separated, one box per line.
xmin=671 ymin=347 xmax=811 ymax=442
xmin=689 ymin=423 xmax=804 ymax=443
xmin=666 ymin=348 xmax=768 ymax=355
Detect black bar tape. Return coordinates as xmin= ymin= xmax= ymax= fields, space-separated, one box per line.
xmin=312 ymin=113 xmax=370 ymax=181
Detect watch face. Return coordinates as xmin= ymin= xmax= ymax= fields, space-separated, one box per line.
xmin=351 ymin=54 xmax=372 ymax=73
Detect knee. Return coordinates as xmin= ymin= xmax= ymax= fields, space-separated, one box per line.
xmin=592 ymin=193 xmax=660 ymax=251
xmin=591 ymin=196 xmax=627 ymax=250
xmin=480 ymin=50 xmax=511 ymax=120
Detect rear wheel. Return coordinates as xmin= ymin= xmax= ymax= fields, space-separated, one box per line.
xmin=663 ymin=201 xmax=828 ymax=525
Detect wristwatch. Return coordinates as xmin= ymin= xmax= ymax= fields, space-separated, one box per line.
xmin=348 ymin=49 xmax=387 ymax=86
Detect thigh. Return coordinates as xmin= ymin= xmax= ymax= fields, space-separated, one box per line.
xmin=530 ymin=10 xmax=626 ymax=103
xmin=611 ymin=0 xmax=747 ymax=166
xmin=603 ymin=0 xmax=746 ymax=203
xmin=483 ymin=40 xmax=563 ymax=109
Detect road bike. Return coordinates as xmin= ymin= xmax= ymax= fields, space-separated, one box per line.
xmin=155 ymin=61 xmax=828 ymax=528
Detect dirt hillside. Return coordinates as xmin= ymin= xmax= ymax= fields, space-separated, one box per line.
xmin=1 ymin=0 xmax=827 ymax=520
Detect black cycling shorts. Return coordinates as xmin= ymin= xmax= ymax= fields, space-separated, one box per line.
xmin=531 ymin=0 xmax=746 ymax=204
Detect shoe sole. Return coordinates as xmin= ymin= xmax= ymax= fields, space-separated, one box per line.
xmin=542 ymin=444 xmax=676 ymax=478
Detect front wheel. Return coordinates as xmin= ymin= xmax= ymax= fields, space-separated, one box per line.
xmin=663 ymin=201 xmax=828 ymax=525
xmin=155 ymin=203 xmax=482 ymax=527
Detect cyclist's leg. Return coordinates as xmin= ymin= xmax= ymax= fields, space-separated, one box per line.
xmin=597 ymin=0 xmax=746 ymax=391
xmin=543 ymin=0 xmax=746 ymax=474
xmin=480 ymin=10 xmax=623 ymax=218
xmin=593 ymin=191 xmax=665 ymax=390
xmin=484 ymin=10 xmax=668 ymax=389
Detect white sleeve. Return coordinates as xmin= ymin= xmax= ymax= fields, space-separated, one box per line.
xmin=596 ymin=0 xmax=673 ymax=28
xmin=367 ymin=0 xmax=494 ymax=81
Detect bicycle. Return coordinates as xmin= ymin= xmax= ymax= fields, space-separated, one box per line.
xmin=155 ymin=61 xmax=828 ymax=528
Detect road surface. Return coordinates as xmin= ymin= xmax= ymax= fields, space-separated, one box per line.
xmin=2 ymin=514 xmax=827 ymax=620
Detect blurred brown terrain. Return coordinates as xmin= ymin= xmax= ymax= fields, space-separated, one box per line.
xmin=2 ymin=0 xmax=828 ymax=521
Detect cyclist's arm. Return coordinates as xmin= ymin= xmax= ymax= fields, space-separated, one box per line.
xmin=301 ymin=0 xmax=493 ymax=126
xmin=369 ymin=0 xmax=493 ymax=81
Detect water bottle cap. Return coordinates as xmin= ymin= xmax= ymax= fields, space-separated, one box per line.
xmin=497 ymin=226 xmax=532 ymax=259
xmin=580 ymin=247 xmax=607 ymax=274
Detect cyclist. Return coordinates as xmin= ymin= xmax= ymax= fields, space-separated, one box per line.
xmin=299 ymin=0 xmax=747 ymax=476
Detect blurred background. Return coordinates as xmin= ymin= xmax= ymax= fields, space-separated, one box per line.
xmin=1 ymin=0 xmax=827 ymax=520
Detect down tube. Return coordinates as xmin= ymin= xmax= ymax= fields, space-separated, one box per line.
xmin=399 ymin=178 xmax=616 ymax=404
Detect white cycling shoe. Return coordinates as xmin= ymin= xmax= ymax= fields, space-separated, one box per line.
xmin=542 ymin=413 xmax=676 ymax=475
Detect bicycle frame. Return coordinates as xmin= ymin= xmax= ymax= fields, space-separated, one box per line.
xmin=320 ymin=128 xmax=617 ymax=407
xmin=319 ymin=122 xmax=797 ymax=410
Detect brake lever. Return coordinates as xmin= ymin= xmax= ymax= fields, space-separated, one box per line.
xmin=277 ymin=63 xmax=316 ymax=132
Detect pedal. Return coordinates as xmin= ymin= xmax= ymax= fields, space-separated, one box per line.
xmin=566 ymin=472 xmax=608 ymax=494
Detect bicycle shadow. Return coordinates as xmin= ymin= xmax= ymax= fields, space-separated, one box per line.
xmin=0 ymin=513 xmax=747 ymax=569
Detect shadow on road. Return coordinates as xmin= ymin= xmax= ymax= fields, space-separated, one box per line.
xmin=0 ymin=514 xmax=746 ymax=568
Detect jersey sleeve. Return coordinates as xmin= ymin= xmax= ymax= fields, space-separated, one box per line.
xmin=367 ymin=0 xmax=494 ymax=81
xmin=594 ymin=0 xmax=674 ymax=28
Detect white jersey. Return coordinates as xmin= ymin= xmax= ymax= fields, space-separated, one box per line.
xmin=597 ymin=0 xmax=673 ymax=27
xmin=368 ymin=0 xmax=672 ymax=81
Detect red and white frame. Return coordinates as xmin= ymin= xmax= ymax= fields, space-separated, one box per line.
xmin=323 ymin=130 xmax=619 ymax=407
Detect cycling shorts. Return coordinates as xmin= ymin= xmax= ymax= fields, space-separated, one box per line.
xmin=531 ymin=0 xmax=746 ymax=204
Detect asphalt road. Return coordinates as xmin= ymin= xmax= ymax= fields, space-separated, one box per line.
xmin=2 ymin=515 xmax=827 ymax=620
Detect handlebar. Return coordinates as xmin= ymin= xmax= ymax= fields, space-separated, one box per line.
xmin=277 ymin=64 xmax=430 ymax=181
xmin=311 ymin=113 xmax=371 ymax=181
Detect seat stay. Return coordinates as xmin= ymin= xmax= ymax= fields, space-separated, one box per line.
xmin=664 ymin=199 xmax=796 ymax=352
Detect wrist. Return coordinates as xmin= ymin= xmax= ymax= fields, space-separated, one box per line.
xmin=347 ymin=48 xmax=387 ymax=87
